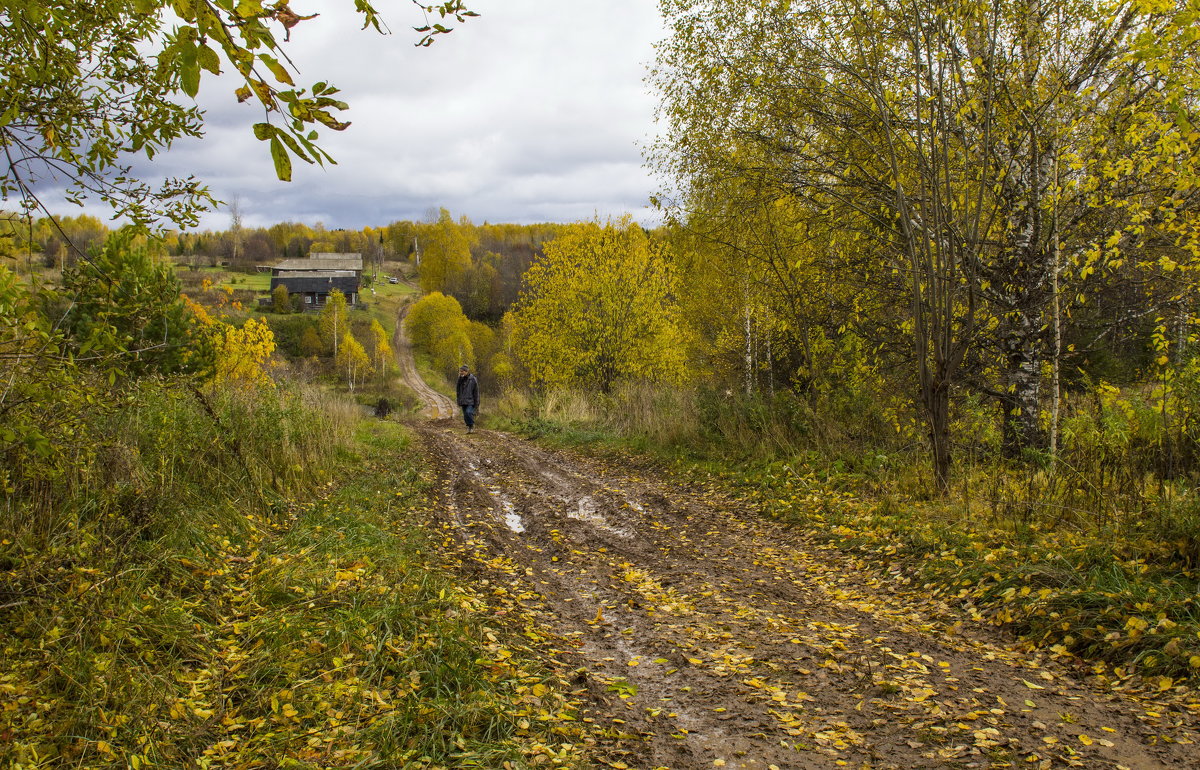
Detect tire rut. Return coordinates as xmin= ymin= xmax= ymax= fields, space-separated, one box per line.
xmin=411 ymin=422 xmax=1200 ymax=770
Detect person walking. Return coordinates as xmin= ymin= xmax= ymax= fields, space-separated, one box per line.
xmin=456 ymin=364 xmax=480 ymax=433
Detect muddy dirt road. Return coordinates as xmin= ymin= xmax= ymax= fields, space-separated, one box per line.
xmin=392 ymin=297 xmax=456 ymax=419
xmin=394 ymin=329 xmax=1199 ymax=769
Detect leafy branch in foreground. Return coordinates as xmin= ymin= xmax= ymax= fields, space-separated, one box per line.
xmin=0 ymin=1 xmax=476 ymax=229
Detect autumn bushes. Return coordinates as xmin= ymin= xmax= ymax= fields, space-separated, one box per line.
xmin=404 ymin=291 xmax=499 ymax=382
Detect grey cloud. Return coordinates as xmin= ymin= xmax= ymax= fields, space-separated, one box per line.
xmin=106 ymin=0 xmax=668 ymax=232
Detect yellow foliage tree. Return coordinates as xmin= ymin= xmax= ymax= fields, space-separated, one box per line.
xmin=336 ymin=330 xmax=372 ymax=391
xmin=212 ymin=318 xmax=277 ymax=387
xmin=405 ymin=292 xmax=474 ymax=378
xmin=510 ymin=217 xmax=687 ymax=393
xmin=271 ymin=284 xmax=291 ymax=314
xmin=370 ymin=319 xmax=393 ymax=381
xmin=184 ymin=299 xmax=276 ymax=387
xmin=318 ymin=289 xmax=348 ymax=358
xmin=467 ymin=320 xmax=497 ymax=378
xmin=417 ymin=208 xmax=476 ymax=294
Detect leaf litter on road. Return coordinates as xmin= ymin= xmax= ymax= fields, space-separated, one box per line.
xmin=414 ymin=420 xmax=1200 ymax=770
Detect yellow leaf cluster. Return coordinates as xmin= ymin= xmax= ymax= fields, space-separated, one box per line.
xmin=512 ymin=216 xmax=688 ymax=392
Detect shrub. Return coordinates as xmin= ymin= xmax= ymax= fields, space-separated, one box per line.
xmin=405 ymin=292 xmax=474 ymax=378
xmin=271 ymin=283 xmax=291 ymax=313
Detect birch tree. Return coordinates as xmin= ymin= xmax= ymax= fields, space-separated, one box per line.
xmin=370 ymin=319 xmax=393 ymax=382
xmin=337 ymin=331 xmax=372 ymax=392
xmin=652 ymin=0 xmax=1200 ymax=487
xmin=318 ymin=289 xmax=348 ymax=359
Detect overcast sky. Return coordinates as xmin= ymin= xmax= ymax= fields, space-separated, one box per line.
xmin=115 ymin=0 xmax=669 ymax=232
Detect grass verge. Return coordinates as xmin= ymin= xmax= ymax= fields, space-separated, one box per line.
xmin=738 ymin=460 xmax=1200 ymax=687
xmin=1 ymin=387 xmax=585 ymax=768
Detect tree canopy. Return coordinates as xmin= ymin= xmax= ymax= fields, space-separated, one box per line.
xmin=510 ymin=218 xmax=688 ymax=393
xmin=405 ymin=291 xmax=474 ymax=377
xmin=59 ymin=229 xmax=204 ymax=377
xmin=651 ymin=0 xmax=1200 ymax=487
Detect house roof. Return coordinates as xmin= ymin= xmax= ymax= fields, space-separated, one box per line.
xmin=310 ymin=252 xmax=362 ymax=261
xmin=271 ymin=273 xmax=359 ymax=295
xmin=274 ymin=270 xmax=357 ymax=279
xmin=274 ymin=255 xmax=363 ymax=272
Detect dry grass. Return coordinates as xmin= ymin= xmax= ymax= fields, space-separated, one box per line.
xmin=0 ymin=384 xmax=585 ymax=767
xmin=538 ymin=388 xmax=598 ymax=424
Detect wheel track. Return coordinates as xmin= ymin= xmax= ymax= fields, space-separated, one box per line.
xmin=413 ymin=424 xmax=1200 ymax=770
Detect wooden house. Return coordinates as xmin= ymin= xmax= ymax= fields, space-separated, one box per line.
xmin=268 ymin=252 xmax=364 ymax=310
xmin=271 ymin=253 xmax=363 ymax=277
xmin=270 ymin=271 xmax=360 ymax=309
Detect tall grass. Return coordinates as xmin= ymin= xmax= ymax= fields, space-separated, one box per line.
xmin=1 ymin=382 xmax=582 ymax=767
xmin=495 ymin=379 xmax=903 ymax=462
xmin=4 ymin=380 xmax=354 ymax=539
xmin=0 ymin=380 xmax=358 ymax=766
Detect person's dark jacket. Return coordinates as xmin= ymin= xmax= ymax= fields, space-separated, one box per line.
xmin=456 ymin=373 xmax=479 ymax=407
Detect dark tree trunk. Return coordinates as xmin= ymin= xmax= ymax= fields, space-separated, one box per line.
xmin=926 ymin=379 xmax=952 ymax=493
